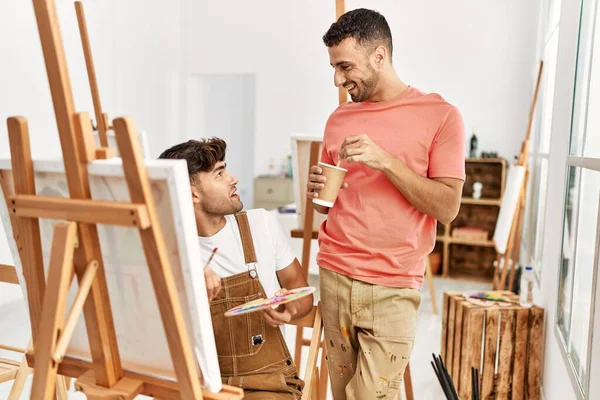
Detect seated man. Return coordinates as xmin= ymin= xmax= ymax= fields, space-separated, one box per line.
xmin=159 ymin=138 xmax=311 ymax=400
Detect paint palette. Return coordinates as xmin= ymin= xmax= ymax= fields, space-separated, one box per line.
xmin=462 ymin=290 xmax=516 ymax=307
xmin=224 ymin=286 xmax=316 ymax=317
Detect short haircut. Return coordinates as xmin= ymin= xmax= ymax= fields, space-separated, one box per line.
xmin=158 ymin=138 xmax=226 ymax=181
xmin=322 ymin=8 xmax=393 ymax=55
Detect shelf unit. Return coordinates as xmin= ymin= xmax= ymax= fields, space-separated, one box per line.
xmin=434 ymin=158 xmax=507 ymax=281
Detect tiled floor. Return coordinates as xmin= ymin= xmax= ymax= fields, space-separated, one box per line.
xmin=0 ymin=276 xmax=490 ymax=399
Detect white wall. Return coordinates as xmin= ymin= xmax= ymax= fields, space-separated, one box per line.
xmin=0 ymin=0 xmax=542 ymax=186
xmin=0 ymin=0 xmax=182 ymax=160
xmin=182 ymin=0 xmax=541 ymax=176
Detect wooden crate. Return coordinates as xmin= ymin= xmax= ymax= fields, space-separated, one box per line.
xmin=441 ymin=292 xmax=544 ymax=400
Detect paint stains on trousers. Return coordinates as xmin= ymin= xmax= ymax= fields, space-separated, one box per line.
xmin=319 ymin=267 xmax=421 ymax=400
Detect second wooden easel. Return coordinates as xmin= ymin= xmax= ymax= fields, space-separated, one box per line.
xmin=74 ymin=0 xmax=115 ymax=160
xmin=493 ymin=60 xmax=544 ymax=291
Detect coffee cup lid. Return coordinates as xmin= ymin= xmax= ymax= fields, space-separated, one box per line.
xmin=318 ymin=161 xmax=347 ymax=172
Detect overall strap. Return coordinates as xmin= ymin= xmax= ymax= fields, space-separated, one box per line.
xmin=234 ymin=211 xmax=257 ymax=264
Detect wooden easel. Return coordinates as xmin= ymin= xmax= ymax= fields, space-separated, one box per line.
xmin=1 ymin=1 xmax=242 ymax=398
xmin=493 ymin=60 xmax=544 ymax=291
xmin=74 ymin=1 xmax=115 ymax=160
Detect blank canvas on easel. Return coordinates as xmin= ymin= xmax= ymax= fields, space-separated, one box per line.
xmin=493 ymin=165 xmax=526 ymax=254
xmin=0 ymin=156 xmax=222 ymax=392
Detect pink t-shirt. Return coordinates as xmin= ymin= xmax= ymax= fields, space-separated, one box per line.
xmin=317 ymin=86 xmax=466 ymax=289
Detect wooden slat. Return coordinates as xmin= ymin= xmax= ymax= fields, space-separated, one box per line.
xmin=301 ymin=304 xmax=322 ymax=399
xmin=496 ymin=309 xmax=515 ymax=400
xmin=512 ymin=308 xmax=530 ymax=400
xmin=452 ymin=298 xmax=466 ymax=382
xmin=464 ymin=309 xmax=484 ymax=399
xmin=457 ymin=305 xmax=469 ymax=399
xmin=482 ymin=310 xmax=499 ymax=399
xmin=7 ymin=356 xmax=31 ymax=400
xmin=446 ymin=295 xmax=457 ymax=368
xmin=0 ymin=367 xmax=18 ymax=382
xmin=404 ymin=363 xmax=414 ymax=400
xmin=290 ymin=228 xmax=318 ymax=239
xmin=95 ymin=148 xmax=116 ymax=160
xmin=9 ymin=195 xmax=151 ymax=229
xmin=74 ymin=370 xmax=143 ymax=400
xmin=74 ymin=1 xmax=108 ymax=148
xmin=527 ymin=307 xmax=544 ymax=400
xmin=74 ymin=112 xmax=97 ymax=163
xmin=30 ymin=222 xmax=77 ymax=400
xmin=442 ymin=239 xmax=450 ymax=277
xmin=54 ymin=260 xmax=98 ymax=363
xmin=113 ymin=117 xmax=203 ymax=399
xmin=25 ymin=353 xmax=243 ymax=400
xmin=7 ymin=116 xmax=46 ymax=344
xmin=0 ymin=263 xmax=19 ymax=284
xmin=441 ymin=292 xmax=451 ymax=360
xmin=301 ymin=141 xmax=321 ymax=280
xmin=295 ymin=141 xmax=321 ymax=367
xmin=31 ymin=0 xmax=123 ymax=386
xmin=0 ymin=358 xmax=21 ymax=369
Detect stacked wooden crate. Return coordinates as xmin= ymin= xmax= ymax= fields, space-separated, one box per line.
xmin=441 ymin=292 xmax=544 ymax=399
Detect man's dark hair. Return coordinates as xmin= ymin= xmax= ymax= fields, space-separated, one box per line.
xmin=322 ymin=8 xmax=392 ymax=56
xmin=158 ymin=138 xmax=226 ymax=181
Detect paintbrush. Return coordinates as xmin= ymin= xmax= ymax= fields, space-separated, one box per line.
xmin=203 ymin=247 xmax=218 ymax=269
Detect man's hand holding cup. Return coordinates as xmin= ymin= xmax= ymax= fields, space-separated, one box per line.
xmin=307 ymin=162 xmax=348 ymax=208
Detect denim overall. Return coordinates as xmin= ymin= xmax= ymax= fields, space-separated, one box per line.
xmin=209 ymin=211 xmax=304 ymax=399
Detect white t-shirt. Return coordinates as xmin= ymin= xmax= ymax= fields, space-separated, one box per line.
xmin=197 ymin=209 xmax=297 ymax=299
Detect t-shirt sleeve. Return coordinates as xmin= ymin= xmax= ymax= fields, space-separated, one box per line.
xmin=264 ymin=210 xmax=297 ymax=271
xmin=320 ymin=137 xmax=334 ymax=165
xmin=428 ymin=106 xmax=466 ymax=181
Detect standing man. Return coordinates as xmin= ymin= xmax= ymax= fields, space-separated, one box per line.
xmin=307 ymin=8 xmax=465 ymax=400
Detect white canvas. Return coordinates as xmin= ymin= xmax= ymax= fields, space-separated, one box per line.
xmin=493 ymin=165 xmax=526 ymax=254
xmin=93 ymin=130 xmax=151 ymax=159
xmin=290 ymin=133 xmax=327 ymax=231
xmin=0 ymin=156 xmax=222 ymax=392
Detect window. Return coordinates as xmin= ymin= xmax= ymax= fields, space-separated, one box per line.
xmin=556 ymin=0 xmax=600 ymax=396
xmin=522 ymin=0 xmax=561 ymax=280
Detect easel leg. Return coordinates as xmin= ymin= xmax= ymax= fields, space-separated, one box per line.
xmin=7 ymin=117 xmax=47 ymax=343
xmin=425 ymin=256 xmax=438 ymax=315
xmin=296 ymin=141 xmax=321 ymax=367
xmin=493 ymin=253 xmax=502 ymax=290
xmin=318 ymin=344 xmax=329 ymax=400
xmin=30 ymin=222 xmax=77 ymax=400
xmin=7 ymin=355 xmax=31 ymax=400
xmin=404 ymin=362 xmax=414 ymax=400
xmin=509 ymin=174 xmax=528 ymax=290
xmin=498 ymin=212 xmax=519 ymax=290
xmin=55 ymin=374 xmax=69 ymax=400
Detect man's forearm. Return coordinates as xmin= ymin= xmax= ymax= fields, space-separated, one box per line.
xmin=381 ymin=155 xmax=460 ymax=224
xmin=294 ymin=294 xmax=314 ymax=320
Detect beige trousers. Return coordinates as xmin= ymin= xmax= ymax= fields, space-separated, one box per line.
xmin=319 ymin=267 xmax=421 ymax=400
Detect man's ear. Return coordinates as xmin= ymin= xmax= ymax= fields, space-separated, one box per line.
xmin=372 ymin=45 xmax=386 ymax=69
xmin=191 ymin=183 xmax=202 ymax=204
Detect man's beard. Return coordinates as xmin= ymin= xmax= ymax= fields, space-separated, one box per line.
xmin=203 ymin=195 xmax=243 ymax=216
xmin=350 ymin=68 xmax=380 ymax=102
